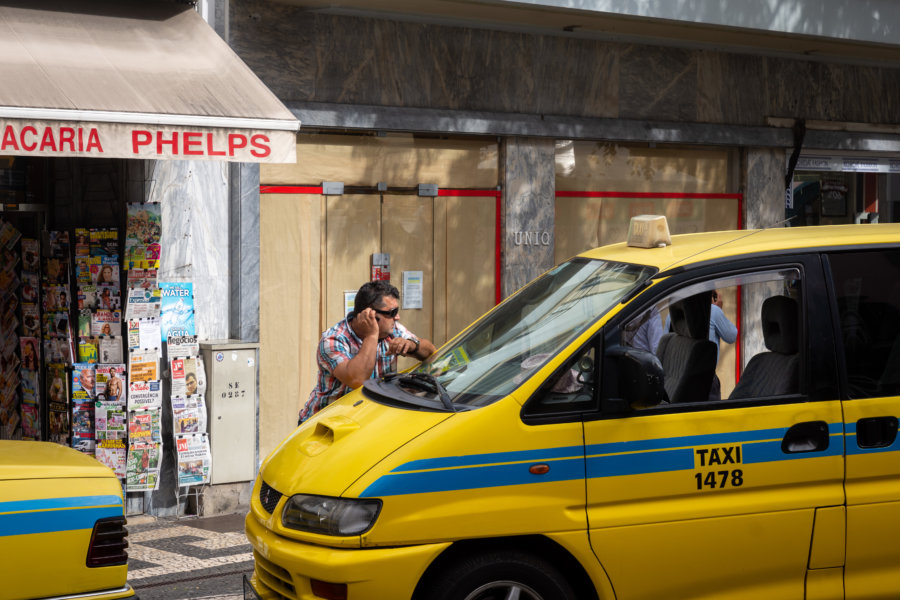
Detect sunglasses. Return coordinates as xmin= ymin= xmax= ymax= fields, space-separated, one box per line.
xmin=372 ymin=306 xmax=399 ymax=319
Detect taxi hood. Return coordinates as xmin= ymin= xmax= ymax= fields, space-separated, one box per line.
xmin=260 ymin=388 xmax=452 ymax=498
xmin=0 ymin=441 xmax=115 ymax=480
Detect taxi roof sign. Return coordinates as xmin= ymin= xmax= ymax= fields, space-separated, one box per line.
xmin=627 ymin=215 xmax=672 ymax=248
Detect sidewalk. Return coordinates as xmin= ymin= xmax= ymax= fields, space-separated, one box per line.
xmin=127 ymin=511 xmax=252 ymax=600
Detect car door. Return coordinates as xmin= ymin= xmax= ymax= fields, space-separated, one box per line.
xmin=583 ymin=256 xmax=845 ymax=600
xmin=826 ymin=248 xmax=900 ymax=600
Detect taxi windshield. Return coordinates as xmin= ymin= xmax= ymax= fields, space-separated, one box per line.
xmin=412 ymin=258 xmax=655 ymax=407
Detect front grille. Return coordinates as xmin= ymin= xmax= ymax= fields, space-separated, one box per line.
xmin=259 ymin=480 xmax=283 ymax=514
xmin=254 ymin=550 xmax=297 ymax=600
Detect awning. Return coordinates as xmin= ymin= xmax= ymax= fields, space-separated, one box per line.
xmin=0 ymin=1 xmax=299 ymax=163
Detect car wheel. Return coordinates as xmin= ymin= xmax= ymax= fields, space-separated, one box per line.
xmin=421 ymin=550 xmax=578 ymax=600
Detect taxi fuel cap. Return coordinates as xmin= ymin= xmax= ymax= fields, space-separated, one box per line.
xmin=627 ymin=215 xmax=672 ymax=248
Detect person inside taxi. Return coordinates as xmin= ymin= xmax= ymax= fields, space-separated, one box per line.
xmin=298 ymin=281 xmax=436 ymax=424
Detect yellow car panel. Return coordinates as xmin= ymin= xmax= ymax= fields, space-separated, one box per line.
xmin=245 ymin=222 xmax=900 ymax=600
xmin=0 ymin=441 xmax=133 ymax=600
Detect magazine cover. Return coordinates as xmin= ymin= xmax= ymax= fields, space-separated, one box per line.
xmin=77 ymin=337 xmax=99 ymax=364
xmin=77 ymin=309 xmax=92 ymax=337
xmin=21 ymin=404 xmax=39 ymax=439
xmin=48 ymin=408 xmax=69 ymax=445
xmin=96 ymin=364 xmax=126 ymax=403
xmin=125 ymin=441 xmax=162 ymax=491
xmin=48 ymin=231 xmax=70 ymax=259
xmin=129 ymin=350 xmax=159 ymax=383
xmin=43 ymin=338 xmax=72 ymax=364
xmin=159 ymin=282 xmax=195 ymax=341
xmin=128 ymin=380 xmax=162 ymax=410
xmin=77 ymin=284 xmax=99 ymax=310
xmin=43 ymin=311 xmax=70 ymax=340
xmin=74 ymin=257 xmax=92 ymax=284
xmin=126 ymin=204 xmax=162 ymax=245
xmin=42 ymin=285 xmax=70 ymax=312
xmin=91 ymin=309 xmax=121 ymax=337
xmin=98 ymin=337 xmax=123 ymax=365
xmin=175 ymin=434 xmax=211 ymax=487
xmin=96 ymin=285 xmax=121 ymax=310
xmin=90 ymin=257 xmax=119 ymax=286
xmin=19 ymin=337 xmax=39 ymax=371
xmin=74 ymin=228 xmax=90 ymax=257
xmin=96 ymin=438 xmax=127 ymax=478
xmin=95 ymin=402 xmax=127 ymax=440
xmin=21 ymin=304 xmax=39 ymax=337
xmin=21 ymin=238 xmax=39 ymax=271
xmin=46 ymin=363 xmax=68 ymax=406
xmin=124 ymin=287 xmax=162 ymax=320
xmin=71 ymin=363 xmax=96 ymax=402
xmin=90 ymin=228 xmax=119 ymax=258
xmin=21 ymin=272 xmax=38 ymax=303
xmin=42 ymin=257 xmax=68 ymax=285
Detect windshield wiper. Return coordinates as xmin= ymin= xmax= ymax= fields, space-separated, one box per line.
xmin=395 ymin=373 xmax=457 ymax=412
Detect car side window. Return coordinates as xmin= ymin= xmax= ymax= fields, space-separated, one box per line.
xmin=522 ymin=345 xmax=598 ymax=418
xmin=827 ymin=249 xmax=900 ymax=399
xmin=618 ymin=268 xmax=803 ymax=409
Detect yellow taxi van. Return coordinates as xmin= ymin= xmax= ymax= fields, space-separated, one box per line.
xmin=245 ymin=217 xmax=900 ymax=600
xmin=0 ymin=440 xmax=133 ymax=600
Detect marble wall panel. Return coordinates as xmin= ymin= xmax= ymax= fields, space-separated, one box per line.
xmin=697 ymin=51 xmax=767 ymax=126
xmin=152 ymin=160 xmax=230 ymax=342
xmin=619 ymin=45 xmax=697 ymax=121
xmin=502 ymin=137 xmax=556 ymax=298
xmin=230 ymin=0 xmax=900 ymax=129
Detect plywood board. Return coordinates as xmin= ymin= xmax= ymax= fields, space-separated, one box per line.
xmin=325 ymin=194 xmax=381 ymax=328
xmin=444 ymin=195 xmax=496 ymax=342
xmin=382 ymin=195 xmax=433 ymax=370
xmin=264 ymin=133 xmax=499 ymax=188
xmin=259 ymin=193 xmax=321 ymax=459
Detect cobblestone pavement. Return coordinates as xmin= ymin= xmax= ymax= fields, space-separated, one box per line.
xmin=127 ymin=512 xmax=251 ymax=600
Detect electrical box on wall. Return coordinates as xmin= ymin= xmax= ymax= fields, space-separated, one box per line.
xmin=200 ymin=340 xmax=259 ymax=485
xmin=371 ymin=252 xmax=390 ymax=282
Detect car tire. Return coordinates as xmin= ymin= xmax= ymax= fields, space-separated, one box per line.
xmin=421 ymin=549 xmax=578 ymax=600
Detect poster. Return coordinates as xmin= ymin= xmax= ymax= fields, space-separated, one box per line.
xmin=159 ymin=282 xmax=195 ymax=341
xmin=126 ymin=441 xmax=162 ymax=491
xmin=175 ymin=434 xmax=211 ymax=487
xmin=402 ymin=270 xmax=424 ymax=309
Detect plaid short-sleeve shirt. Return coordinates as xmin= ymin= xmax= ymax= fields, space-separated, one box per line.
xmin=298 ymin=315 xmax=413 ymax=423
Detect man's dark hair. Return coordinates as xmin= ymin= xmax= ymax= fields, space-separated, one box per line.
xmin=352 ymin=281 xmax=400 ymax=317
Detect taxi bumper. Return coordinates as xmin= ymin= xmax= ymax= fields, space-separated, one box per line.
xmin=245 ymin=512 xmax=450 ymax=600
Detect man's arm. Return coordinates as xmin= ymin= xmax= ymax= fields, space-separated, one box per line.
xmin=712 ymin=305 xmax=738 ymax=344
xmin=387 ymin=331 xmax=436 ymax=360
xmin=332 ymin=309 xmax=380 ymax=389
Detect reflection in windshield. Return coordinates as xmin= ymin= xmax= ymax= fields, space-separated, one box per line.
xmin=415 ymin=258 xmax=655 ymax=407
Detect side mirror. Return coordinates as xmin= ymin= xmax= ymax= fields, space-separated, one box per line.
xmin=603 ymin=346 xmax=666 ymax=412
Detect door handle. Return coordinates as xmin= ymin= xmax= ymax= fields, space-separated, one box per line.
xmin=782 ymin=421 xmax=829 ymax=454
xmin=856 ymin=416 xmax=899 ymax=449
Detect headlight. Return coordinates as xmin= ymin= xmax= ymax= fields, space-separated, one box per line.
xmin=281 ymin=494 xmax=382 ymax=536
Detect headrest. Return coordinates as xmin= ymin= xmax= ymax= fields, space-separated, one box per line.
xmin=762 ymin=296 xmax=799 ymax=354
xmin=669 ymin=293 xmax=712 ymax=340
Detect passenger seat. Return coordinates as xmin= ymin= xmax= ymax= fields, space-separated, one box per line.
xmin=730 ymin=295 xmax=799 ymax=399
xmin=656 ymin=293 xmax=717 ymax=403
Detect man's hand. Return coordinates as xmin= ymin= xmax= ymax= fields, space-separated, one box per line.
xmin=354 ymin=308 xmax=380 ymax=340
xmin=387 ymin=336 xmax=418 ymax=356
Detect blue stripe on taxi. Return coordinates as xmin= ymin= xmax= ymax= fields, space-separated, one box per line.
xmin=0 ymin=494 xmax=124 ymax=537
xmin=362 ymin=423 xmax=848 ymax=497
